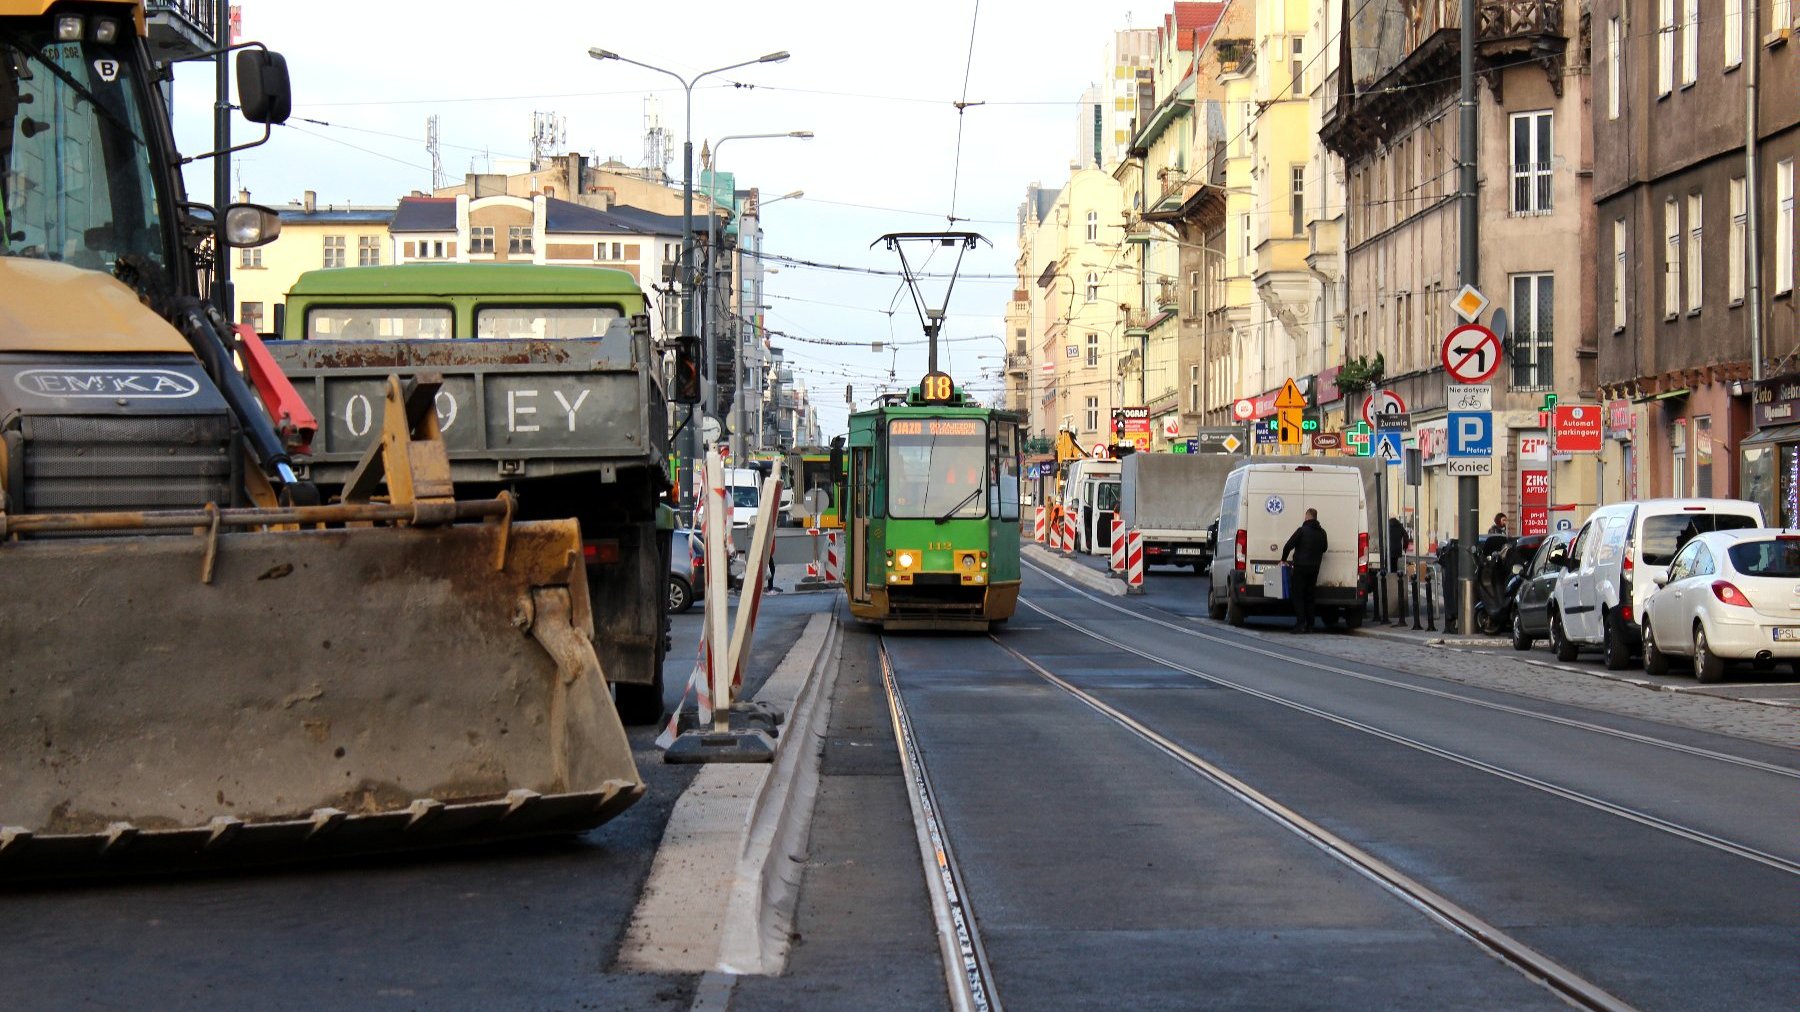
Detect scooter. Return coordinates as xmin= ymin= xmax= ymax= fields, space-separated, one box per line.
xmin=1472 ymin=537 xmax=1535 ymax=635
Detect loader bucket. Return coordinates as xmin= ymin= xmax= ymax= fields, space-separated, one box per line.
xmin=0 ymin=515 xmax=644 ymax=880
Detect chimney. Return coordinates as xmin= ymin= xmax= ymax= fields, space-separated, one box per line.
xmin=237 ymin=188 xmax=250 ymax=203
xmin=303 ymin=190 xmax=316 ymax=213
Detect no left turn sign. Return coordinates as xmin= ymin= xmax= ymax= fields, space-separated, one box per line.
xmin=1440 ymin=323 xmax=1502 ymax=384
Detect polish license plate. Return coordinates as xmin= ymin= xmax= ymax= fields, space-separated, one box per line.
xmin=1176 ymin=548 xmax=1202 ymax=555
xmin=1772 ymin=628 xmax=1800 ymax=642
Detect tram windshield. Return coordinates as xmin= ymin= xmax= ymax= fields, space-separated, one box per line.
xmin=887 ymin=417 xmax=987 ymax=520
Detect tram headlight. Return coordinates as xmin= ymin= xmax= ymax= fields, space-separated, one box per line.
xmin=961 ymin=553 xmax=976 ymax=569
xmin=898 ymin=552 xmax=915 ymax=569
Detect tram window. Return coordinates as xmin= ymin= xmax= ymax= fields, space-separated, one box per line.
xmin=991 ymin=420 xmax=1021 ymax=521
xmin=888 ymin=418 xmax=988 ymax=519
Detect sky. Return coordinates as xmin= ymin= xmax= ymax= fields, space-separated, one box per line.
xmin=170 ymin=0 xmax=1157 ymax=438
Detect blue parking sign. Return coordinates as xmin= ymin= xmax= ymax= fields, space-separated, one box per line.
xmin=1447 ymin=411 xmax=1494 ymax=457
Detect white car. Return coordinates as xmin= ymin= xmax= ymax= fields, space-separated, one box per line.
xmin=1641 ymin=529 xmax=1800 ymax=683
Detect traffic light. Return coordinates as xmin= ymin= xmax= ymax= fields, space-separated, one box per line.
xmin=672 ymin=335 xmax=701 ymax=404
xmin=1111 ymin=409 xmax=1125 ymax=439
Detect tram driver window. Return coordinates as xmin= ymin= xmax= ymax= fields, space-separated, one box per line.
xmin=991 ymin=421 xmax=1020 ymax=521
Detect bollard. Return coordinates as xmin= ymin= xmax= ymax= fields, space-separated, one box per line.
xmin=1125 ymin=529 xmax=1145 ymax=594
xmin=1424 ymin=565 xmax=1437 ymax=632
xmin=1064 ymin=513 xmax=1078 ymax=555
xmin=1393 ymin=570 xmax=1409 ymax=627
xmin=1411 ymin=568 xmax=1422 ymax=630
xmin=1110 ymin=515 xmax=1125 ymax=576
xmin=1374 ymin=568 xmax=1387 ymax=623
xmin=1033 ymin=505 xmax=1047 ymax=544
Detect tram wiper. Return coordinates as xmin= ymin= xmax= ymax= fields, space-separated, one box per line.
xmin=935 ymin=486 xmax=983 ymax=524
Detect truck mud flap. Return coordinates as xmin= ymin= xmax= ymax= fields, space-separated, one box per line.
xmin=0 ymin=518 xmax=643 ymax=879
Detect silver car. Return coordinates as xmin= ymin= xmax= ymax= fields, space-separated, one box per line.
xmin=1641 ymin=529 xmax=1800 ymax=683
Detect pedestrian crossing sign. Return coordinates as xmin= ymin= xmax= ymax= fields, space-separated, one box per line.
xmin=1375 ymin=430 xmax=1404 ymax=465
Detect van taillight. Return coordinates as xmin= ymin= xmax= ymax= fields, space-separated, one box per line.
xmin=1620 ymin=553 xmax=1635 ymax=622
xmin=1358 ymin=531 xmax=1368 ymax=575
xmin=583 ymin=540 xmax=621 ymax=565
xmin=1235 ymin=529 xmax=1247 ymax=571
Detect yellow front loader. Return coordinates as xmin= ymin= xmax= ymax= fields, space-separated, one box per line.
xmin=0 ymin=1 xmax=642 ymax=877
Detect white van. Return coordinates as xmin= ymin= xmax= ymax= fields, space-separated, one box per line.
xmin=1207 ymin=462 xmax=1369 ymax=627
xmin=1547 ymin=497 xmax=1765 ymax=668
xmin=1064 ymin=458 xmax=1122 ymax=554
xmin=725 ymin=467 xmax=763 ymax=528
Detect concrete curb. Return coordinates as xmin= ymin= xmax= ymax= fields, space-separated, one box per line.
xmin=1355 ymin=627 xmax=1513 ymax=649
xmin=1022 ymin=543 xmax=1125 ymax=596
xmin=618 ymin=610 xmax=843 ymax=977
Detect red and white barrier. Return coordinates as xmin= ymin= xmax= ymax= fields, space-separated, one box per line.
xmin=1110 ymin=515 xmax=1125 ymax=574
xmin=1047 ymin=511 xmax=1062 ymax=551
xmin=1061 ymin=513 xmax=1077 ymax=555
xmin=1033 ymin=506 xmax=1047 ymax=543
xmin=824 ymin=531 xmax=841 ymax=584
xmin=1125 ymin=528 xmax=1144 ymax=594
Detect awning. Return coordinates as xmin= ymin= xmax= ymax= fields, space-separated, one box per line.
xmin=1633 ymin=387 xmax=1690 ymax=403
xmin=1741 ymin=423 xmax=1800 ymax=447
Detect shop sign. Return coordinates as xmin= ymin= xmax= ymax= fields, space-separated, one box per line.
xmin=1753 ymin=379 xmax=1800 ymax=428
xmin=1314 ymin=367 xmax=1342 ymax=405
xmin=1552 ymin=404 xmax=1604 ymax=454
xmin=1518 ymin=430 xmax=1550 ymax=463
xmin=1521 ymin=468 xmax=1549 ymax=537
xmin=1606 ymin=399 xmax=1636 ymax=438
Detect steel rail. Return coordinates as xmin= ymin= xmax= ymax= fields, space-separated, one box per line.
xmin=990 ymin=636 xmax=1638 ymax=1012
xmin=1017 ymin=594 xmax=1800 ymax=878
xmin=877 ymin=640 xmax=1000 ymax=1012
xmin=1023 ymin=559 xmax=1800 ymax=780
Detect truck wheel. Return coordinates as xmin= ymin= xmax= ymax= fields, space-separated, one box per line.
xmin=1226 ymin=594 xmax=1246 ymax=627
xmin=615 ymin=669 xmax=666 ymax=725
xmin=1208 ymin=597 xmax=1226 ymax=621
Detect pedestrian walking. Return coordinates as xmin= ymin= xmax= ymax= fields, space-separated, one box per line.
xmin=1387 ymin=516 xmax=1411 ymax=572
xmin=1281 ymin=507 xmax=1329 ymax=633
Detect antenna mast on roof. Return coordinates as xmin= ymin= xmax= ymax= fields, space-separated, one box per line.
xmin=426 ymin=115 xmax=445 ymax=191
xmin=530 ymin=111 xmax=565 ymax=170
xmin=642 ymin=95 xmax=671 ymax=182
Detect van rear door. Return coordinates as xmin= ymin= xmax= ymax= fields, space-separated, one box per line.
xmin=1302 ymin=472 xmax=1366 ymax=590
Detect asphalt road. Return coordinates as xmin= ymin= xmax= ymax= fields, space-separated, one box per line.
xmin=870 ymin=559 xmax=1800 ymax=1009
xmin=0 ymin=586 xmax=823 ymax=1012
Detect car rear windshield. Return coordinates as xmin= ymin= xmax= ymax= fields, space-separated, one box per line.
xmin=1640 ymin=513 xmax=1761 ymax=566
xmin=1727 ymin=539 xmax=1800 ymax=577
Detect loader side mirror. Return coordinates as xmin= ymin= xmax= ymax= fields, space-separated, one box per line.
xmin=672 ymin=335 xmax=701 ymax=405
xmin=236 ymin=50 xmax=292 ymax=125
xmin=223 ymin=203 xmax=281 ymax=247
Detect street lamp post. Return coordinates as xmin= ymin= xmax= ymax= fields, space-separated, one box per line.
xmin=745 ymin=192 xmax=800 ymax=454
xmin=703 ymin=136 xmax=811 ymax=463
xmin=587 ymin=47 xmax=789 ymax=517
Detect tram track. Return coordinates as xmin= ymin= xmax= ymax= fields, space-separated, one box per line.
xmin=878 ymin=639 xmax=1001 ymax=1012
xmin=1022 ymin=558 xmax=1800 ymax=781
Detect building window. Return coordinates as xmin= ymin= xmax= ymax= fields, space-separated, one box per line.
xmin=1725 ymin=0 xmax=1743 ymax=68
xmin=1085 ymin=272 xmax=1099 ymax=302
xmin=358 ymin=235 xmax=380 ymax=266
xmin=1239 ymin=102 xmax=1253 ymax=155
xmin=1777 ymin=0 xmax=1793 ymax=34
xmin=1695 ymin=415 xmax=1714 ymax=497
xmin=1290 ymin=36 xmax=1304 ymax=97
xmin=323 ymin=235 xmax=345 ymax=269
xmin=1239 ymin=213 xmax=1252 ymax=269
xmin=1085 ymin=210 xmax=1098 ymax=243
xmin=1715 ymin=179 xmax=1745 ymax=310
xmin=1664 ymin=198 xmax=1681 ymax=318
xmin=1613 ymin=219 xmax=1627 ymax=331
xmin=509 ymin=226 xmax=533 ymax=254
xmin=1680 ymin=0 xmax=1698 ymax=86
xmin=1687 ymin=194 xmax=1704 ymax=312
xmin=470 ymin=226 xmax=494 ymax=254
xmin=1291 ymin=164 xmax=1305 ymax=234
xmin=1658 ymin=0 xmax=1674 ymax=96
xmin=1607 ymin=18 xmax=1622 ymax=119
xmin=1672 ymin=420 xmax=1688 ymax=497
xmin=240 ymin=301 xmax=264 ymax=332
xmin=1086 ymin=332 xmax=1099 ymax=367
xmin=1084 ymin=396 xmax=1099 ymax=432
xmin=1510 ymin=273 xmax=1554 ymax=390
xmin=1779 ymin=160 xmax=1795 ymax=295
xmin=239 ymin=246 xmax=261 ymax=268
xmin=1189 ymin=365 xmax=1200 ymax=412
xmin=1510 ymin=111 xmax=1553 ymax=215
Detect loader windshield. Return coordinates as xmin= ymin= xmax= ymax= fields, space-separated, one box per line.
xmin=0 ymin=26 xmax=172 ymax=274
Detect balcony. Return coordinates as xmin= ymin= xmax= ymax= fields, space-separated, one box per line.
xmin=1478 ymin=0 xmax=1563 ymax=46
xmin=1006 ymin=353 xmax=1030 ymax=374
xmin=145 ymin=0 xmax=220 ymax=62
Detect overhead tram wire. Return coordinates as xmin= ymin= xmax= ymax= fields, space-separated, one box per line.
xmin=945 ymin=0 xmax=983 ymax=226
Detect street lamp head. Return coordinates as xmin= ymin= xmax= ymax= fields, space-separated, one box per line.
xmin=587 ymin=47 xmax=618 ymax=61
xmin=789 ymin=131 xmax=814 ymax=139
xmin=759 ymin=51 xmax=791 ymax=63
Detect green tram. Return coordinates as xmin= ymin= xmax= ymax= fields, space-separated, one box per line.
xmin=838 ymin=372 xmax=1023 ymax=631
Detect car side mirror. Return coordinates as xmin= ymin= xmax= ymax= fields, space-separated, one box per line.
xmin=1511 ymin=563 xmax=1524 ymax=575
xmin=1653 ymin=573 xmax=1669 ymax=588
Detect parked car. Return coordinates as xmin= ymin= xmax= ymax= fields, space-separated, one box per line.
xmin=1547 ymin=499 xmax=1766 ymax=669
xmin=670 ymin=528 xmax=703 ymax=614
xmin=1641 ymin=529 xmax=1800 ymax=682
xmin=1508 ymin=532 xmax=1572 ymax=650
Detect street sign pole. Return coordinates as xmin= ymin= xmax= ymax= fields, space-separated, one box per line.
xmin=1456 ymin=0 xmax=1479 ymax=637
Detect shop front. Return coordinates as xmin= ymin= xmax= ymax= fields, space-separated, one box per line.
xmin=1742 ymin=376 xmax=1800 ymax=527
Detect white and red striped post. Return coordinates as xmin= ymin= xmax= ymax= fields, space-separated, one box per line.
xmin=1061 ymin=512 xmax=1077 ymax=555
xmin=1109 ymin=515 xmax=1125 ymax=576
xmin=1125 ymin=528 xmax=1145 ymax=594
xmin=1033 ymin=505 xmax=1047 ymax=543
xmin=824 ymin=530 xmax=842 ymax=585
xmin=1048 ymin=509 xmax=1062 ymax=551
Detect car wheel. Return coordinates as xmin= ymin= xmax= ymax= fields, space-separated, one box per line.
xmin=1511 ymin=609 xmax=1534 ymax=651
xmin=668 ymin=575 xmax=693 ymax=614
xmin=1694 ymin=623 xmax=1725 ymax=684
xmin=1226 ymin=594 xmax=1246 ymax=627
xmin=1602 ymin=610 xmax=1633 ymax=670
xmin=1642 ymin=621 xmax=1670 ymax=676
xmin=1550 ymin=609 xmax=1579 ymax=662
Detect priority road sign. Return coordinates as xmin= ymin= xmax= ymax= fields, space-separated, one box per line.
xmin=1441 ymin=323 xmax=1503 ymax=384
xmin=1375 ymin=430 xmax=1404 ymax=464
xmin=1448 ymin=411 xmax=1494 ymax=457
xmin=1450 ymin=284 xmax=1489 ymax=322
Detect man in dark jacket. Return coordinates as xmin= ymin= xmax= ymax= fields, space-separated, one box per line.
xmin=1282 ymin=508 xmax=1329 ymax=633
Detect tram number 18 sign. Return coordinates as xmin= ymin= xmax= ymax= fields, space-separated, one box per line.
xmin=919 ymin=371 xmax=956 ymax=403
